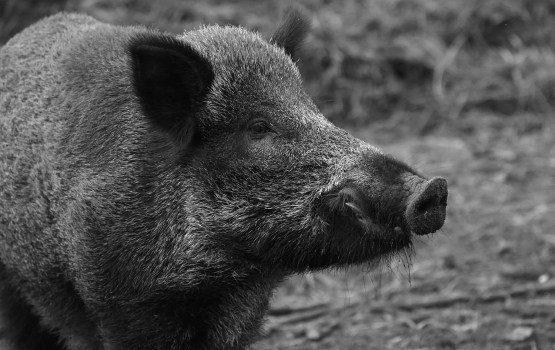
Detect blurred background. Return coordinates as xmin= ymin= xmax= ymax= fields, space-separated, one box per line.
xmin=2 ymin=0 xmax=554 ymax=349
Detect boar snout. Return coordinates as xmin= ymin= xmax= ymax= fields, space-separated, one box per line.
xmin=321 ymin=169 xmax=447 ymax=244
xmin=406 ymin=176 xmax=448 ymax=235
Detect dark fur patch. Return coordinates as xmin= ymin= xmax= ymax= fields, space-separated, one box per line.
xmin=0 ymin=266 xmax=63 ymax=350
xmin=129 ymin=33 xmax=214 ymax=147
xmin=270 ymin=7 xmax=311 ymax=59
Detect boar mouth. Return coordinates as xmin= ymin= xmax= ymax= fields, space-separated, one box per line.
xmin=343 ymin=201 xmax=409 ymax=239
xmin=318 ymin=174 xmax=447 ymax=265
xmin=320 ymin=186 xmax=413 ymax=257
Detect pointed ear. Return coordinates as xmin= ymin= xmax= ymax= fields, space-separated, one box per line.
xmin=129 ymin=33 xmax=213 ymax=147
xmin=270 ymin=7 xmax=311 ymax=60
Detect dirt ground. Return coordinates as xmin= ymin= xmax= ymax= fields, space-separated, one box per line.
xmin=2 ymin=0 xmax=555 ymax=349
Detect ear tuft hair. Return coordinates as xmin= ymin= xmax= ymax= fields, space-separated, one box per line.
xmin=270 ymin=7 xmax=311 ymax=60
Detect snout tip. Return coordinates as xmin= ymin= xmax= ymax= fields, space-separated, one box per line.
xmin=406 ymin=177 xmax=448 ymax=235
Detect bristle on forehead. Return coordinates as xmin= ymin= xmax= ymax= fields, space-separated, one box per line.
xmin=270 ymin=7 xmax=311 ymax=59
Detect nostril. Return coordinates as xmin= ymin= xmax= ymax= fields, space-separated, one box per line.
xmin=415 ymin=196 xmax=437 ymax=215
xmin=414 ymin=178 xmax=446 ymax=214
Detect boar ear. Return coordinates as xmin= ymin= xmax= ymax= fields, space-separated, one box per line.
xmin=270 ymin=7 xmax=311 ymax=60
xmin=129 ymin=33 xmax=213 ymax=147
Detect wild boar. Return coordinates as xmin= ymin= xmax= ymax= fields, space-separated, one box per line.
xmin=0 ymin=9 xmax=447 ymax=350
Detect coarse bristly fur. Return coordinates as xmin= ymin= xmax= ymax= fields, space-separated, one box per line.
xmin=0 ymin=8 xmax=447 ymax=350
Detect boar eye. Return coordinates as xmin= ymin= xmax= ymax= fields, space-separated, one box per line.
xmin=247 ymin=120 xmax=275 ymax=137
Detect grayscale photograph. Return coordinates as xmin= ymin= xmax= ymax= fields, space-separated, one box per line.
xmin=0 ymin=0 xmax=553 ymax=349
